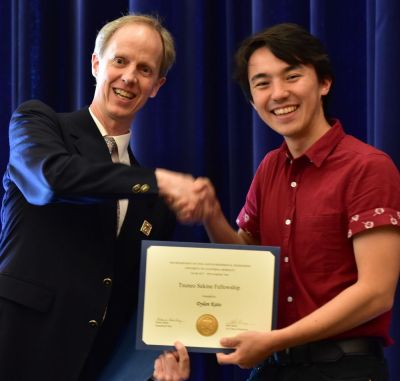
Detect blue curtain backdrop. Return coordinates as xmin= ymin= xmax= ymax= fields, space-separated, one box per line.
xmin=0 ymin=0 xmax=399 ymax=380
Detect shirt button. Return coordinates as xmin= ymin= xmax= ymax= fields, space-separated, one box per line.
xmin=287 ymin=296 xmax=294 ymax=303
xmin=88 ymin=320 xmax=98 ymax=328
xmin=103 ymin=277 xmax=112 ymax=287
xmin=284 ymin=256 xmax=289 ymax=263
xmin=285 ymin=219 xmax=291 ymax=225
xmin=290 ymin=181 xmax=297 ymax=188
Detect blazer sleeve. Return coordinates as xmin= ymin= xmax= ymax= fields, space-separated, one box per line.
xmin=8 ymin=100 xmax=159 ymax=205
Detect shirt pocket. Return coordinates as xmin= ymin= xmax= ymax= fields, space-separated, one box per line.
xmin=295 ymin=214 xmax=352 ymax=273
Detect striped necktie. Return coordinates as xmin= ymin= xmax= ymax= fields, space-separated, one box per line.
xmin=104 ymin=136 xmax=119 ymax=163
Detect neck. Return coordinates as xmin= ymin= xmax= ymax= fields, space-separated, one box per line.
xmin=89 ymin=103 xmax=132 ymax=136
xmin=286 ymin=119 xmax=331 ymax=159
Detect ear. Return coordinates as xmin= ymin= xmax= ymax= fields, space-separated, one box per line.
xmin=91 ymin=53 xmax=100 ymax=78
xmin=150 ymin=77 xmax=167 ymax=98
xmin=320 ymin=77 xmax=332 ymax=96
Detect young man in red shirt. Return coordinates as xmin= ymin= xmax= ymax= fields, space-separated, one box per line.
xmin=154 ymin=23 xmax=400 ymax=381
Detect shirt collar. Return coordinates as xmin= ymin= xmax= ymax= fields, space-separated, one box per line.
xmin=88 ymin=107 xmax=131 ymax=154
xmin=280 ymin=119 xmax=345 ymax=167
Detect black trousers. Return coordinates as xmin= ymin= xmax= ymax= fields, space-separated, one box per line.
xmin=248 ymin=355 xmax=388 ymax=381
xmin=248 ymin=338 xmax=389 ymax=381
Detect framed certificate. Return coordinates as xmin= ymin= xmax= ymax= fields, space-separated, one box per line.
xmin=136 ymin=241 xmax=280 ymax=353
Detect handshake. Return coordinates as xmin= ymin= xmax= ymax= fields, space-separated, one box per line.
xmin=155 ymin=168 xmax=220 ymax=224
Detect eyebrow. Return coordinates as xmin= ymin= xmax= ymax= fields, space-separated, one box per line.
xmin=249 ymin=64 xmax=302 ymax=84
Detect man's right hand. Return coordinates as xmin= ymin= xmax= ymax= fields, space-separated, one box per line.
xmin=155 ymin=169 xmax=219 ymax=224
xmin=153 ymin=341 xmax=190 ymax=381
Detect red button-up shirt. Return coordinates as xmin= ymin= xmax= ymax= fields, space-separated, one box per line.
xmin=237 ymin=120 xmax=400 ymax=345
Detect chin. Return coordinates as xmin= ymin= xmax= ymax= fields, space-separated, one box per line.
xmin=108 ymin=103 xmax=136 ymax=116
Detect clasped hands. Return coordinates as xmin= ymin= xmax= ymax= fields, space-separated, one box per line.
xmin=155 ymin=168 xmax=218 ymax=223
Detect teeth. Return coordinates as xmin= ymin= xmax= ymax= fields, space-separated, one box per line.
xmin=273 ymin=106 xmax=297 ymax=115
xmin=114 ymin=88 xmax=134 ymax=99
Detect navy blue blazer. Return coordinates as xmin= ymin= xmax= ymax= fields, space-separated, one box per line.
xmin=0 ymin=100 xmax=175 ymax=380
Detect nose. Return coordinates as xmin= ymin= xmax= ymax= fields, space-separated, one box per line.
xmin=121 ymin=68 xmax=138 ymax=85
xmin=271 ymin=81 xmax=289 ymax=101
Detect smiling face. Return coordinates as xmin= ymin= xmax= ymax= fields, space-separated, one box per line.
xmin=90 ymin=22 xmax=166 ymax=134
xmin=248 ymin=47 xmax=332 ymax=155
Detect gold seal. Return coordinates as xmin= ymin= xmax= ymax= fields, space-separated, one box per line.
xmin=196 ymin=314 xmax=218 ymax=336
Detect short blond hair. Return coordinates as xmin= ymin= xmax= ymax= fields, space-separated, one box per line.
xmin=94 ymin=14 xmax=176 ymax=77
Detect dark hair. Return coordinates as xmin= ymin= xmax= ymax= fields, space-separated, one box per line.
xmin=234 ymin=23 xmax=333 ymax=112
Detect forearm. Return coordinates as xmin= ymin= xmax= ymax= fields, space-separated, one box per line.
xmin=204 ymin=216 xmax=243 ymax=245
xmin=203 ymin=202 xmax=256 ymax=245
xmin=276 ymin=229 xmax=400 ymax=350
xmin=275 ymin=280 xmax=393 ymax=351
xmin=10 ymin=152 xmax=157 ymax=205
xmin=217 ymin=279 xmax=395 ymax=368
xmin=216 ymin=229 xmax=400 ymax=369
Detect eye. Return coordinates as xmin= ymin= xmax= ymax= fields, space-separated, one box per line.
xmin=287 ymin=73 xmax=301 ymax=81
xmin=139 ymin=64 xmax=153 ymax=76
xmin=112 ymin=57 xmax=125 ymax=65
xmin=254 ymin=80 xmax=270 ymax=89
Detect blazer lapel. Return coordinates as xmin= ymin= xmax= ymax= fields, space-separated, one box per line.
xmin=59 ymin=107 xmax=117 ymax=238
xmin=61 ymin=107 xmax=111 ymax=163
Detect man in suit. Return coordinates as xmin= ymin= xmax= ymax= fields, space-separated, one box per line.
xmin=0 ymin=14 xmax=201 ymax=380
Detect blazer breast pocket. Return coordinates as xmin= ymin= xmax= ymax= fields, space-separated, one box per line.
xmin=0 ymin=274 xmax=54 ymax=313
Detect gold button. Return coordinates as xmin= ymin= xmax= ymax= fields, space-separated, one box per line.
xmin=103 ymin=278 xmax=112 ymax=286
xmin=88 ymin=320 xmax=98 ymax=328
xmin=140 ymin=184 xmax=150 ymax=193
xmin=132 ymin=184 xmax=141 ymax=193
